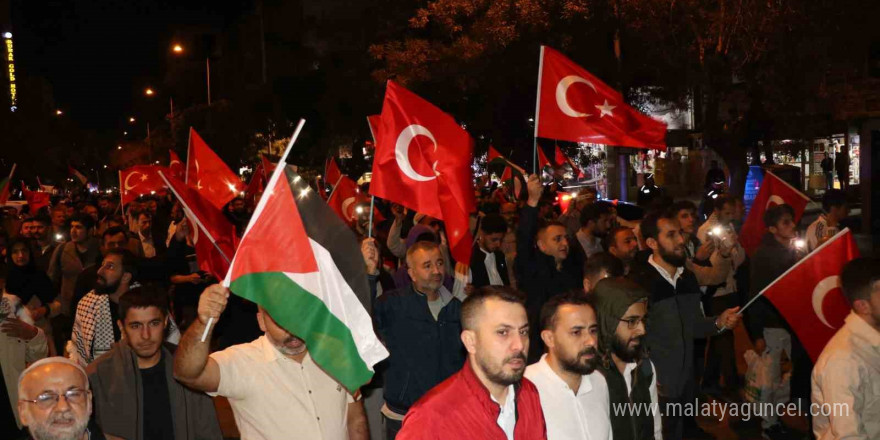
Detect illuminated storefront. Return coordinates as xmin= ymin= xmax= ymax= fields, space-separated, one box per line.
xmin=3 ymin=31 xmax=16 ymax=112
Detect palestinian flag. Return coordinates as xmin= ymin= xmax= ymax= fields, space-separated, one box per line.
xmin=224 ymin=165 xmax=389 ymax=392
xmin=487 ymin=147 xmax=525 ymax=199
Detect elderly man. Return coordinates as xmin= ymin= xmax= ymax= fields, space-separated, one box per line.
xmin=525 ymin=292 xmax=611 ymax=440
xmin=374 ymin=241 xmax=466 ymax=438
xmin=174 ymin=284 xmax=369 ymax=440
xmin=17 ymin=357 xmax=102 ymax=440
xmin=397 ymin=286 xmax=546 ymax=439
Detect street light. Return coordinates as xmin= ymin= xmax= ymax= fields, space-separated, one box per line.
xmin=55 ymin=109 xmax=63 ymax=116
xmin=129 ymin=117 xmax=136 ymax=123
xmin=145 ymin=88 xmax=154 ymax=96
xmin=171 ymin=42 xmax=211 ymax=106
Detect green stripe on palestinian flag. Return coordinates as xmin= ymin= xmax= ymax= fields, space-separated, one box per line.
xmin=225 ymin=165 xmax=389 ymax=393
xmin=487 ymin=147 xmax=525 ymax=199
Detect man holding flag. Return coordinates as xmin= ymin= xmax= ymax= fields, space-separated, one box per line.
xmin=812 ymin=257 xmax=880 ymax=439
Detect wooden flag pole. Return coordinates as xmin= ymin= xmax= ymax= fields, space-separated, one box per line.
xmin=533 ymin=46 xmax=545 ymax=175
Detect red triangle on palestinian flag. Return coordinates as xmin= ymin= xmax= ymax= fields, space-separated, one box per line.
xmin=225 ymin=165 xmax=389 ymax=392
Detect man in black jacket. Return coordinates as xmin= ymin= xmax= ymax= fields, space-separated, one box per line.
xmin=515 ymin=175 xmax=584 ymax=363
xmin=628 ymin=211 xmax=741 ymax=440
xmin=468 ymin=213 xmax=510 ymax=289
xmin=373 ymin=241 xmax=465 ymax=439
xmin=745 ymin=204 xmax=809 ymax=439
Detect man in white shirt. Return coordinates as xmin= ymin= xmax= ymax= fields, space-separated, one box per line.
xmin=806 ymin=189 xmax=848 ymax=251
xmin=811 ymin=257 xmax=880 ymax=440
xmin=525 ymin=292 xmax=612 ymax=440
xmin=594 ymin=277 xmax=662 ymax=440
xmin=173 ymin=285 xmax=369 ymax=440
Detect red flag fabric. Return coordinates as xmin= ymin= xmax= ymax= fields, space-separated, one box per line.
xmin=367 ymin=115 xmax=382 ymax=143
xmin=739 ymin=171 xmax=810 ymax=256
xmin=159 ymin=171 xmax=238 ymax=279
xmin=120 ymin=165 xmax=167 ymax=204
xmin=327 ymin=176 xmax=359 ymax=223
xmin=488 ymin=146 xmax=502 ymax=163
xmin=0 ymin=164 xmax=14 ymax=204
xmin=536 ymin=46 xmax=667 ymax=149
xmin=245 ymin=163 xmax=266 ymax=207
xmin=168 ymin=150 xmax=185 ymax=180
xmin=261 ymin=155 xmax=276 ymax=176
xmin=759 ymin=229 xmax=859 ymax=362
xmin=370 ymin=81 xmax=476 ymax=265
xmin=537 ymin=146 xmax=552 ymax=169
xmin=325 ymin=157 xmax=342 ymax=187
xmin=20 ymin=183 xmax=50 ymax=213
xmin=555 ymin=145 xmax=583 ymax=178
xmin=186 ymin=128 xmax=245 ymax=210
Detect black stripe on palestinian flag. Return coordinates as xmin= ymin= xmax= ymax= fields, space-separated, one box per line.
xmin=284 ymin=166 xmax=371 ymax=311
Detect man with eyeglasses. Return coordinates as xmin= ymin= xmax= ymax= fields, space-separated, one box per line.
xmin=17 ymin=357 xmax=102 ymax=440
xmin=594 ymin=277 xmax=662 ymax=440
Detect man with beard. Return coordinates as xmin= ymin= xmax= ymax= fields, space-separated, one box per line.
xmin=30 ymin=215 xmax=58 ymax=274
xmin=373 ymin=241 xmax=465 ymax=439
xmin=17 ymin=357 xmax=102 ymax=440
xmin=524 ymin=292 xmax=611 ymax=440
xmin=396 ymin=286 xmax=546 ymax=440
xmin=574 ymin=202 xmax=613 ymax=259
xmin=671 ymin=201 xmax=731 ymax=287
xmin=173 ymin=284 xmax=369 ymax=440
xmin=594 ymin=277 xmax=661 ymax=440
xmin=86 ymin=284 xmax=221 ymax=440
xmin=516 ymin=175 xmax=584 ymax=363
xmin=70 ymin=249 xmax=180 ymax=367
xmin=604 ymin=227 xmax=639 ymax=274
xmin=628 ymin=212 xmax=741 ymax=440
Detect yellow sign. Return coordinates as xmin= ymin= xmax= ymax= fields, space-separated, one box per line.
xmin=5 ymin=36 xmax=16 ymax=111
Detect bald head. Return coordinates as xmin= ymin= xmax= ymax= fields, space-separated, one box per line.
xmin=18 ymin=357 xmax=91 ymax=440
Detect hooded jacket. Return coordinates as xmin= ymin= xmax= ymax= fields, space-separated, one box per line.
xmin=86 ymin=342 xmax=222 ymax=440
xmin=593 ymin=278 xmax=657 ymax=440
xmin=397 ymin=359 xmax=547 ymax=440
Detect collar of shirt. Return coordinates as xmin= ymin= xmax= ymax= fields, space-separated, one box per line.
xmin=534 ymin=354 xmax=594 ymax=396
xmin=648 ymin=254 xmax=683 ymax=287
xmin=845 ymin=312 xmax=880 ymax=356
xmin=490 ymin=383 xmax=516 ymax=440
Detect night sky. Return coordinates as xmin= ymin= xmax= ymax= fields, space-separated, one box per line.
xmin=12 ymin=1 xmax=245 ymax=130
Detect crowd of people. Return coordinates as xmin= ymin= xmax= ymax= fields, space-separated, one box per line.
xmin=0 ymin=169 xmax=877 ymax=440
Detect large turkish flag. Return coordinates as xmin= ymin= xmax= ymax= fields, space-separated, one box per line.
xmin=185 ymin=128 xmax=245 ymax=210
xmin=370 ymin=81 xmax=476 ymax=265
xmin=759 ymin=229 xmax=859 ymax=362
xmin=739 ymin=171 xmax=810 ymax=256
xmin=120 ymin=165 xmax=167 ymax=204
xmin=536 ymin=46 xmax=667 ymax=149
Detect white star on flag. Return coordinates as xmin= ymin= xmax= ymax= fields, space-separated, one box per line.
xmin=595 ymin=100 xmax=616 ymax=118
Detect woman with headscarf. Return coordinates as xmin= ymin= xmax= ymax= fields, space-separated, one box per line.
xmin=4 ymin=238 xmax=58 ymax=354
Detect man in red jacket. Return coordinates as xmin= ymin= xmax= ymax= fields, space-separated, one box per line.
xmin=397 ymin=286 xmax=547 ymax=440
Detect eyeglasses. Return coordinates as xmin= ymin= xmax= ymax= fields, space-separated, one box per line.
xmin=20 ymin=389 xmax=90 ymax=409
xmin=619 ymin=316 xmax=648 ymax=330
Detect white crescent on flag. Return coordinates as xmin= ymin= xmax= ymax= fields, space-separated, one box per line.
xmin=555 ymin=75 xmax=597 ymax=118
xmin=765 ymin=195 xmax=785 ymax=209
xmin=395 ymin=124 xmax=438 ymax=182
xmin=811 ymin=275 xmax=841 ymax=329
xmin=124 ymin=172 xmax=143 ymax=192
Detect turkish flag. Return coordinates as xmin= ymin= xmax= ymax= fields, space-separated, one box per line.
xmin=739 ymin=171 xmax=810 ymax=255
xmin=536 ymin=46 xmax=667 ymax=149
xmin=168 ymin=150 xmax=185 ymax=180
xmin=555 ymin=145 xmax=583 ymax=178
xmin=370 ymin=81 xmax=476 ymax=265
xmin=159 ymin=171 xmax=238 ymax=279
xmin=325 ymin=157 xmax=343 ymax=187
xmin=20 ymin=183 xmax=50 ymax=213
xmin=186 ymin=128 xmax=245 ymax=210
xmin=759 ymin=229 xmax=859 ymax=362
xmin=327 ymin=176 xmax=359 ymax=222
xmin=120 ymin=165 xmax=167 ymax=204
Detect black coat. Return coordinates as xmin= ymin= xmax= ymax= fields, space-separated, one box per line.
xmin=469 ymin=244 xmax=510 ymax=289
xmin=514 ymin=205 xmax=583 ymax=363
